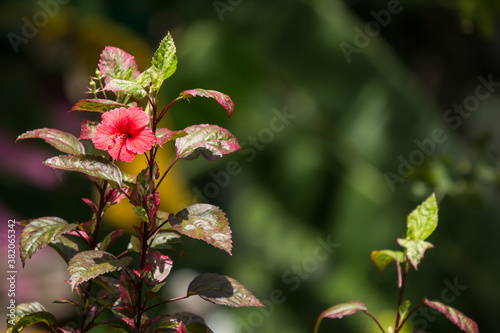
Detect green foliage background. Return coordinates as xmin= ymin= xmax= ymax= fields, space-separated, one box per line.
xmin=1 ymin=0 xmax=499 ymax=332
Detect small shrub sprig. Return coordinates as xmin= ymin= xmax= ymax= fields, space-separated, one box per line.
xmin=11 ymin=32 xmax=263 ymax=333
xmin=314 ymin=194 xmax=479 ymax=333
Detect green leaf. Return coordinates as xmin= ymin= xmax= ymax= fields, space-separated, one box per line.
xmin=406 ymin=193 xmax=438 ymax=241
xmin=98 ymin=46 xmax=140 ymax=83
xmin=175 ymin=124 xmax=241 ymax=161
xmin=134 ymin=206 xmax=149 ymax=223
xmin=314 ymin=301 xmax=368 ymax=333
xmin=43 ymin=155 xmax=123 ymax=188
xmin=397 ymin=238 xmax=434 ymax=270
xmin=70 ymin=99 xmax=127 ymax=113
xmin=11 ymin=312 xmax=56 ymax=333
xmin=398 ymin=300 xmax=411 ymax=326
xmin=17 ymin=128 xmax=85 ymax=155
xmin=370 ymin=250 xmax=405 ymax=273
xmin=187 ymin=273 xmax=263 ymax=307
xmin=423 ymin=298 xmax=478 ymax=333
xmin=179 ymin=89 xmax=234 ymax=117
xmin=8 ymin=303 xmax=56 ymax=333
xmin=150 ymin=230 xmax=182 ymax=250
xmin=48 ymin=235 xmax=79 ymax=263
xmin=129 ymin=234 xmax=141 ymax=252
xmin=68 ymin=250 xmax=132 ymax=290
xmin=104 ymin=79 xmax=147 ymax=99
xmin=19 ymin=217 xmax=78 ymax=266
xmin=151 ymin=32 xmax=177 ymax=91
xmin=168 ymin=204 xmax=232 ymax=254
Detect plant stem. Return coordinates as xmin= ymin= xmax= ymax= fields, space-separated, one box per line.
xmin=144 ymin=295 xmax=190 ymax=312
xmin=156 ymin=97 xmax=181 ymax=125
xmin=394 ymin=262 xmax=409 ymax=332
xmin=363 ymin=311 xmax=386 ymax=333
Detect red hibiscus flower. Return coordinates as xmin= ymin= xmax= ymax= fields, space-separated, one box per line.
xmin=92 ymin=106 xmax=156 ymax=162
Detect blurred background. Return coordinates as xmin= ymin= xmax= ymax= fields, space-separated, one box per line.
xmin=1 ymin=0 xmax=500 ymax=332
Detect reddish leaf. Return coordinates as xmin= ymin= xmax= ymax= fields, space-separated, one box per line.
xmin=70 ymin=99 xmax=127 ymax=113
xmin=188 ymin=273 xmax=263 ymax=307
xmin=168 ymin=204 xmax=232 ymax=254
xmin=146 ymin=251 xmax=173 ymax=285
xmin=119 ymin=270 xmax=138 ymax=309
xmin=17 ymin=128 xmax=85 ymax=155
xmin=98 ymin=46 xmax=140 ymax=84
xmin=314 ymin=301 xmax=367 ymax=333
xmin=156 ymin=128 xmax=187 ymax=147
xmin=179 ymin=89 xmax=234 ymax=117
xmin=175 ymin=124 xmax=240 ymax=161
xmin=423 ymin=299 xmax=478 ymax=333
xmin=80 ymin=120 xmax=100 ymax=140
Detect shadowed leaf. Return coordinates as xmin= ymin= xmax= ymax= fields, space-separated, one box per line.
xmin=44 ymin=155 xmax=123 ymax=188
xmin=423 ymin=299 xmax=478 ymax=333
xmin=70 ymin=99 xmax=127 ymax=113
xmin=187 ymin=273 xmax=263 ymax=307
xmin=19 ymin=217 xmax=78 ymax=266
xmin=179 ymin=89 xmax=234 ymax=117
xmin=168 ymin=204 xmax=232 ymax=254
xmin=68 ymin=250 xmax=132 ymax=290
xmin=8 ymin=303 xmax=55 ymax=333
xmin=17 ymin=128 xmax=85 ymax=155
xmin=314 ymin=301 xmax=367 ymax=333
xmin=175 ymin=124 xmax=240 ymax=161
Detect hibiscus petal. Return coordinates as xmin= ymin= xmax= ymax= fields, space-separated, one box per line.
xmin=108 ymin=143 xmax=136 ymax=162
xmin=126 ymin=127 xmax=156 ymax=154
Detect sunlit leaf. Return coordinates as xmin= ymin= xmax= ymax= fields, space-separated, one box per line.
xmin=44 ymin=155 xmax=123 ymax=188
xmin=175 ymin=124 xmax=240 ymax=161
xmin=407 ymin=193 xmax=438 ymax=241
xmin=179 ymin=89 xmax=234 ymax=117
xmin=17 ymin=128 xmax=85 ymax=155
xmin=187 ymin=273 xmax=263 ymax=307
xmin=68 ymin=250 xmax=132 ymax=290
xmin=70 ymin=99 xmax=127 ymax=113
xmin=370 ymin=250 xmax=405 ymax=273
xmin=397 ymin=238 xmax=434 ymax=270
xmin=98 ymin=46 xmax=140 ymax=84
xmin=151 ymin=32 xmax=177 ymax=91
xmin=314 ymin=301 xmax=367 ymax=333
xmin=168 ymin=204 xmax=232 ymax=254
xmin=104 ymin=79 xmax=147 ymax=99
xmin=423 ymin=299 xmax=478 ymax=333
xmin=19 ymin=217 xmax=78 ymax=266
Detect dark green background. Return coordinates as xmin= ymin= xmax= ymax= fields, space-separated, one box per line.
xmin=1 ymin=0 xmax=499 ymax=332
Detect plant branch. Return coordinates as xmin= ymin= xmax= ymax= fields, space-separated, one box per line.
xmin=363 ymin=311 xmax=385 ymax=333
xmin=144 ymin=295 xmax=190 ymax=312
xmin=156 ymin=97 xmax=182 ymax=125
